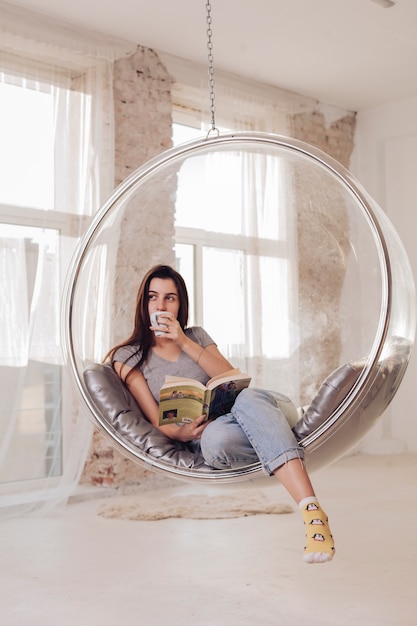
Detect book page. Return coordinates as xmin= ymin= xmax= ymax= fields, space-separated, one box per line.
xmin=206 ymin=368 xmax=248 ymax=390
xmin=162 ymin=375 xmax=206 ymax=391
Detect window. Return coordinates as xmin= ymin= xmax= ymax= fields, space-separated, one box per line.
xmin=0 ymin=77 xmax=63 ymax=484
xmin=0 ymin=6 xmax=117 ymax=510
xmin=0 ymin=222 xmax=62 ymax=483
xmin=172 ymin=122 xmax=295 ymax=370
xmin=0 ymin=66 xmax=96 ymax=489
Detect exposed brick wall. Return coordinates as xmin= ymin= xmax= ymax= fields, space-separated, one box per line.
xmin=81 ymin=46 xmax=176 ymax=488
xmin=291 ymin=107 xmax=357 ymax=400
xmin=113 ymin=45 xmax=173 ymax=186
xmin=292 ymin=108 xmax=356 ymax=168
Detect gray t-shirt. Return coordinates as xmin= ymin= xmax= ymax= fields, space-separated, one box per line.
xmin=113 ymin=326 xmax=215 ymax=402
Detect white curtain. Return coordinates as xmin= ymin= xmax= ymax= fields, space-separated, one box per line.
xmin=0 ymin=1 xmax=133 ymax=517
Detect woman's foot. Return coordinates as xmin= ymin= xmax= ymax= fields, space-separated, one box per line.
xmin=299 ymin=498 xmax=335 ymax=564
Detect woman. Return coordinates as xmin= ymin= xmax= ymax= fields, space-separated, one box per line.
xmin=107 ymin=264 xmax=335 ymax=564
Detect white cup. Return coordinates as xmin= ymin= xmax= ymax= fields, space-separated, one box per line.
xmin=150 ymin=311 xmax=168 ymax=336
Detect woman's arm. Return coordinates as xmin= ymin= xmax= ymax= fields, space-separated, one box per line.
xmin=180 ymin=340 xmax=234 ymax=378
xmin=113 ymin=361 xmax=208 ymax=442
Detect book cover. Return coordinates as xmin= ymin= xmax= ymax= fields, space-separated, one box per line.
xmin=158 ymin=368 xmax=251 ymax=426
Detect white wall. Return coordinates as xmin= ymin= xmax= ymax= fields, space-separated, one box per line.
xmin=351 ymin=96 xmax=417 ymax=453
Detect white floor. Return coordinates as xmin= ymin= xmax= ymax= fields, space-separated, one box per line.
xmin=1 ymin=453 xmax=416 ymax=626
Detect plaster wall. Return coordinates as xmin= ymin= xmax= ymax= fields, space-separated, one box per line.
xmin=351 ymin=96 xmax=417 ymax=453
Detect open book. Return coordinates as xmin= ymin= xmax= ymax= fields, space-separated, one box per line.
xmin=158 ymin=368 xmax=251 ymax=426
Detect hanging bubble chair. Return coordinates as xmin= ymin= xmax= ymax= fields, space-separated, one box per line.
xmin=62 ymin=132 xmax=416 ymax=483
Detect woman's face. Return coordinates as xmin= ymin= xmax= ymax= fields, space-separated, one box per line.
xmin=147 ymin=277 xmax=180 ymax=318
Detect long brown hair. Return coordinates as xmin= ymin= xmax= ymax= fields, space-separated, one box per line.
xmin=105 ymin=265 xmax=189 ymax=376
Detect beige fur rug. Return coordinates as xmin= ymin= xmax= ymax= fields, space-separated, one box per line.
xmin=97 ymin=489 xmax=293 ymax=521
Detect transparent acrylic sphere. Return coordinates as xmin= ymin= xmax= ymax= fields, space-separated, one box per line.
xmin=63 ymin=133 xmax=416 ymax=482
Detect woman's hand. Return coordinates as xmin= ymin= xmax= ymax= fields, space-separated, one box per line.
xmin=151 ymin=312 xmax=186 ymax=346
xmin=164 ymin=414 xmax=209 ymax=442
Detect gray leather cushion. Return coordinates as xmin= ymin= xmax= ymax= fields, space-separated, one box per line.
xmin=292 ymin=361 xmax=364 ymax=441
xmin=83 ymin=363 xmax=206 ymax=469
xmin=292 ymin=336 xmax=413 ymax=441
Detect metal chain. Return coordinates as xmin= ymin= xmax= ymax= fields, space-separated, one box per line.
xmin=206 ymin=1 xmax=219 ymax=136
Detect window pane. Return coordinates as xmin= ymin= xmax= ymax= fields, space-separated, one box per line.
xmin=202 ymin=247 xmax=245 ymax=349
xmin=0 ymin=80 xmax=54 ymax=210
xmin=259 ymin=256 xmax=292 ymax=358
xmin=0 ymin=360 xmax=61 ymax=483
xmin=175 ymin=152 xmax=243 ymax=234
xmin=0 ymin=224 xmax=61 ymax=364
xmin=0 ymin=225 xmax=62 ymax=483
xmin=174 ymin=150 xmax=284 ymax=241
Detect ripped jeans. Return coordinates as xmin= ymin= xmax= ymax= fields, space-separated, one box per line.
xmin=200 ymin=387 xmax=303 ymax=475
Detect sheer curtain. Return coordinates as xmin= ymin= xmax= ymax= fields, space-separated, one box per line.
xmin=0 ymin=1 xmax=133 ymax=517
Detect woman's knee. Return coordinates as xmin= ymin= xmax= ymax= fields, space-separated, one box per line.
xmin=233 ymin=387 xmax=295 ymax=423
xmin=200 ymin=417 xmax=258 ymax=469
xmin=232 ymin=387 xmax=273 ymax=412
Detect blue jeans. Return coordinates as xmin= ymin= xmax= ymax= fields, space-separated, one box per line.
xmin=200 ymin=388 xmax=303 ymax=475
